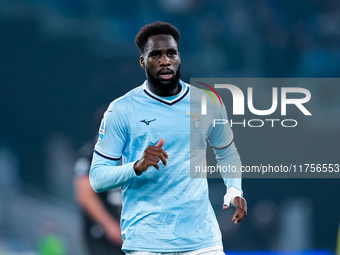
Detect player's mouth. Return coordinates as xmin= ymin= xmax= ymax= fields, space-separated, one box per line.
xmin=158 ymin=69 xmax=174 ymax=80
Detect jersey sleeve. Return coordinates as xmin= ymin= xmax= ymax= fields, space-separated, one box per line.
xmin=213 ymin=143 xmax=242 ymax=191
xmin=207 ymin=101 xmax=242 ymax=191
xmin=90 ymin=101 xmax=140 ymax=193
xmin=207 ymin=102 xmax=234 ymax=149
xmin=94 ymin=102 xmax=127 ymax=160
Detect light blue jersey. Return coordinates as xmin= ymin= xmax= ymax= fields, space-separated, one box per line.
xmin=90 ymin=80 xmax=242 ymax=252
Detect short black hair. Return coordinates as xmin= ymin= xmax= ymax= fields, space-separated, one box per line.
xmin=135 ymin=21 xmax=180 ymax=54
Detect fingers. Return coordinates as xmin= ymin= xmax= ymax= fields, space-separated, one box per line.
xmin=156 ymin=138 xmax=169 ymax=160
xmin=232 ymin=197 xmax=247 ymax=224
xmin=145 ymin=145 xmax=168 ymax=167
xmin=156 ymin=138 xmax=165 ymax=148
xmin=142 ymin=153 xmax=161 ymax=170
xmin=222 ymin=205 xmax=229 ymax=210
xmin=134 ymin=138 xmax=169 ymax=173
xmin=156 ymin=138 xmax=169 ymax=159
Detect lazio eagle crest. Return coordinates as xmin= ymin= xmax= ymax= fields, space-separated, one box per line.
xmin=186 ymin=112 xmax=202 ymax=128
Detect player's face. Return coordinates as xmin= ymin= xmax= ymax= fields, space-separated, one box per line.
xmin=140 ymin=34 xmax=181 ymax=95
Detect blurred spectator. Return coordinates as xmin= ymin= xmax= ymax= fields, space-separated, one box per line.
xmin=74 ymin=106 xmax=124 ymax=255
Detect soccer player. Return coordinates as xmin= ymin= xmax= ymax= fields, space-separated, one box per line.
xmin=90 ymin=21 xmax=247 ymax=254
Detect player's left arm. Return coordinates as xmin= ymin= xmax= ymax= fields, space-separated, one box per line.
xmin=207 ymin=99 xmax=247 ymax=223
xmin=213 ymin=144 xmax=247 ymax=224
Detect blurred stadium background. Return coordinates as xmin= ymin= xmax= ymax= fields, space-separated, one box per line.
xmin=0 ymin=0 xmax=339 ymax=254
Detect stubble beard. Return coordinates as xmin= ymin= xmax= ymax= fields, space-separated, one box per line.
xmin=146 ymin=66 xmax=181 ymax=97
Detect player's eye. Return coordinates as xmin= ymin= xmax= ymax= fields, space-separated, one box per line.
xmin=168 ymin=51 xmax=177 ymax=57
xmin=150 ymin=52 xmax=160 ymax=58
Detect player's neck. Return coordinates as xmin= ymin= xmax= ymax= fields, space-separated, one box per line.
xmin=148 ymin=81 xmax=181 ymax=97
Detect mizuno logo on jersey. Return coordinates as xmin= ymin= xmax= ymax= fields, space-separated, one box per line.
xmin=140 ymin=119 xmax=156 ymax=125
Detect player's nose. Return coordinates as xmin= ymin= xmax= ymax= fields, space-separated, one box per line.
xmin=159 ymin=54 xmax=170 ymax=66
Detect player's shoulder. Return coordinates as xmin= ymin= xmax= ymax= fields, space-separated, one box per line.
xmin=108 ymin=84 xmax=144 ymax=111
xmin=188 ymin=83 xmax=200 ymax=93
xmin=189 ymin=83 xmax=224 ymax=108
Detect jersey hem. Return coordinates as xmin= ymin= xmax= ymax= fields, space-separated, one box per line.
xmin=122 ymin=241 xmax=223 ymax=253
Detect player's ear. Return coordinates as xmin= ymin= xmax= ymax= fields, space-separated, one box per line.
xmin=140 ymin=56 xmax=145 ymax=69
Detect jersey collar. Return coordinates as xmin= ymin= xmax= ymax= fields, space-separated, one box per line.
xmin=142 ymin=80 xmax=189 ymax=106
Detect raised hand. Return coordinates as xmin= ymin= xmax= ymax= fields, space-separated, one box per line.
xmin=133 ymin=138 xmax=169 ymax=175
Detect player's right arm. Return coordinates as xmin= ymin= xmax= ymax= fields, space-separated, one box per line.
xmin=90 ymin=137 xmax=169 ymax=192
xmin=90 ymin=156 xmax=136 ymax=193
xmin=89 ymin=103 xmax=138 ymax=193
xmin=89 ymin=103 xmax=168 ymax=193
